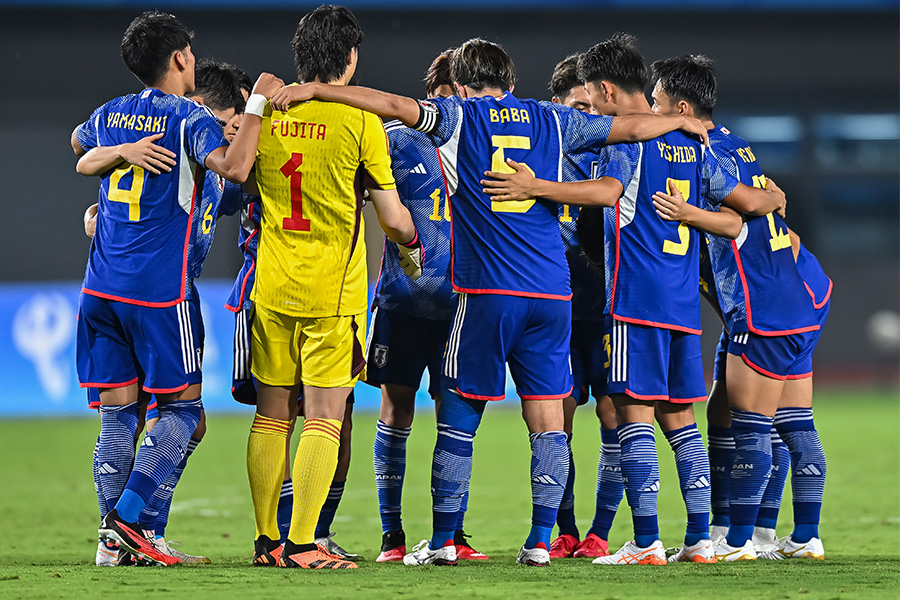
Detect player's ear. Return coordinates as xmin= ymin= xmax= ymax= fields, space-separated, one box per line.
xmin=454 ymin=82 xmax=467 ymax=99
xmin=173 ymin=49 xmax=187 ymax=72
xmin=508 ymin=83 xmax=515 ymax=94
xmin=677 ymin=100 xmax=691 ymax=117
xmin=600 ymin=81 xmax=614 ymax=102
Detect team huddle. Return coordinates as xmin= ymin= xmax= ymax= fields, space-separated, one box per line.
xmin=73 ymin=5 xmax=831 ymax=570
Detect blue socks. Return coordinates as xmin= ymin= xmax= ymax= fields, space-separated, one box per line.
xmin=315 ymin=481 xmax=346 ymax=539
xmin=776 ymin=407 xmax=826 ymax=543
xmin=707 ymin=425 xmax=734 ymax=528
xmin=98 ymin=402 xmax=139 ymax=513
xmin=757 ymin=427 xmax=790 ymax=530
xmin=727 ymin=409 xmax=773 ymax=548
xmin=555 ymin=433 xmax=579 ymax=539
xmin=525 ymin=431 xmax=569 ymax=550
xmin=138 ymin=437 xmax=201 ymax=536
xmin=92 ymin=435 xmax=108 ymax=522
xmin=277 ymin=479 xmax=293 ymax=544
xmin=373 ymin=420 xmax=411 ymax=533
xmin=588 ymin=427 xmax=623 ymax=540
xmin=665 ymin=423 xmax=711 ymax=545
xmin=117 ymin=398 xmax=202 ymax=523
xmin=430 ymin=394 xmax=484 ymax=550
xmin=618 ymin=422 xmax=660 ymax=548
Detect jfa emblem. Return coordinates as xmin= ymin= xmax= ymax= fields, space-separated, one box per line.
xmin=373 ymin=344 xmax=389 ymax=368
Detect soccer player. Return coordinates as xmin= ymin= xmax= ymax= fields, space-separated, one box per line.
xmin=545 ymin=54 xmax=621 ymax=560
xmin=481 ymin=33 xmax=787 ymax=565
xmin=366 ymin=49 xmax=489 ymax=563
xmin=650 ymin=54 xmax=827 ymax=561
xmin=272 ymin=36 xmax=713 ymax=567
xmin=73 ymin=10 xmax=281 ymax=565
xmin=245 ymin=5 xmax=421 ymax=571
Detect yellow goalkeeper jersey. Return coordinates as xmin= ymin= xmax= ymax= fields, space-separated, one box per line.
xmin=253 ymin=97 xmax=395 ymax=317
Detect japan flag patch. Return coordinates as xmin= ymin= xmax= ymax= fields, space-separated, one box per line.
xmin=373 ymin=344 xmax=389 ymax=368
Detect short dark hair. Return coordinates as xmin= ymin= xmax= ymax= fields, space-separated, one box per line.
xmin=229 ymin=64 xmax=253 ymax=95
xmin=424 ymin=48 xmax=455 ymax=97
xmin=451 ymin=38 xmax=516 ymax=92
xmin=193 ymin=59 xmax=245 ymax=113
xmin=549 ymin=53 xmax=582 ymax=100
xmin=292 ymin=5 xmax=364 ymax=84
xmin=121 ymin=11 xmax=193 ymax=87
xmin=576 ymin=32 xmax=647 ymax=95
xmin=651 ymin=55 xmax=717 ymax=119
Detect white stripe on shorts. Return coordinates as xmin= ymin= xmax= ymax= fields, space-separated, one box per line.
xmin=364 ymin=306 xmax=379 ymax=359
xmin=611 ymin=320 xmax=628 ymax=383
xmin=443 ymin=293 xmax=468 ymax=379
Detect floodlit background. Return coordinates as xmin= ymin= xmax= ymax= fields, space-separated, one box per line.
xmin=0 ymin=0 xmax=897 ymax=415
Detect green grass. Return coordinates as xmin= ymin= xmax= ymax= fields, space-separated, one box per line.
xmin=1 ymin=389 xmax=898 ymax=599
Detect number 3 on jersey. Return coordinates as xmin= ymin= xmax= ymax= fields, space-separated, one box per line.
xmin=108 ymin=164 xmax=145 ymax=221
xmin=662 ymin=178 xmax=690 ymax=256
xmin=281 ymin=152 xmax=311 ymax=231
xmin=490 ymin=135 xmax=535 ymax=214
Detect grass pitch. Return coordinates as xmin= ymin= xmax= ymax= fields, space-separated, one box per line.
xmin=0 ymin=389 xmax=897 ymax=599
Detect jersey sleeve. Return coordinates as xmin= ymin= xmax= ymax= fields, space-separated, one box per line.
xmin=75 ymin=105 xmax=104 ymax=152
xmin=412 ymin=96 xmax=462 ymax=147
xmin=599 ymin=142 xmax=639 ymax=189
xmin=184 ymin=106 xmax=229 ymax=166
xmin=360 ymin=111 xmax=397 ymax=191
xmin=218 ymin=181 xmax=251 ymax=217
xmin=701 ymin=146 xmax=739 ymax=207
xmin=545 ymin=102 xmax=613 ymax=155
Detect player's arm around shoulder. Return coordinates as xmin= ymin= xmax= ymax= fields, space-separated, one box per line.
xmin=271 ymin=82 xmax=423 ymax=128
xmin=653 ymin=183 xmax=742 ymax=240
xmin=482 ymin=158 xmax=622 ymax=207
xmin=205 ymin=73 xmax=283 ymax=183
xmin=76 ymin=133 xmax=176 ymax=177
xmin=608 ymin=113 xmax=709 ymax=146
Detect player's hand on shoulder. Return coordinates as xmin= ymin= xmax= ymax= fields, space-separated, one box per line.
xmin=84 ymin=203 xmax=98 ymax=238
xmin=481 ymin=158 xmax=536 ymax=202
xmin=652 ymin=181 xmax=690 ymax=222
xmin=270 ymin=84 xmax=315 ymax=112
xmin=120 ymin=132 xmax=176 ymax=175
xmin=765 ymin=177 xmax=787 ymax=218
xmin=252 ymin=73 xmax=286 ymax=100
xmin=681 ymin=116 xmax=709 ymax=146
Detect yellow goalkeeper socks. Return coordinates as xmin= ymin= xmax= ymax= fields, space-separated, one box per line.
xmin=247 ymin=413 xmax=291 ymax=541
xmin=287 ymin=418 xmax=342 ymax=545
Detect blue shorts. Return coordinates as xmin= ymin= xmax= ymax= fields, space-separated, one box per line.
xmin=608 ymin=319 xmax=706 ymax=403
xmin=77 ymin=293 xmax=203 ymax=394
xmin=364 ymin=307 xmax=450 ymax=399
xmin=570 ymin=318 xmax=610 ymax=405
xmin=713 ymin=328 xmax=729 ymax=382
xmin=442 ymin=293 xmax=573 ymax=401
xmin=727 ymin=330 xmax=816 ymax=381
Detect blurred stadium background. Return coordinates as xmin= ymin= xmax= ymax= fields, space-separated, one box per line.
xmin=0 ymin=0 xmax=897 ymax=417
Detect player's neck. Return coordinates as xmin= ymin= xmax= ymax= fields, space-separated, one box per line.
xmin=702 ymin=118 xmax=716 ymax=130
xmin=462 ymin=86 xmax=506 ymax=99
xmin=151 ymin=72 xmax=190 ymax=97
xmin=616 ymin=94 xmax=652 ymax=116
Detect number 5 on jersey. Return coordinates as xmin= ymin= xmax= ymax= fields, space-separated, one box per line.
xmin=490 ymin=135 xmax=535 ymax=214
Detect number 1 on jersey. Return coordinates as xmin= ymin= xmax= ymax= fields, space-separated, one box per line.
xmin=281 ymin=152 xmax=310 ymax=232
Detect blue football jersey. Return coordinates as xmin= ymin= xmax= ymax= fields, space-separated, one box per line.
xmin=704 ymin=125 xmax=819 ymax=336
xmin=77 ymin=89 xmax=228 ymax=307
xmin=602 ymin=132 xmax=738 ymax=333
xmin=371 ymin=121 xmax=455 ymax=320
xmin=560 ymin=142 xmax=605 ymax=321
xmin=416 ymin=94 xmax=613 ymax=300
xmin=185 ymin=175 xmax=247 ymax=292
xmin=225 ymin=199 xmax=261 ymax=312
xmin=795 ymin=243 xmax=832 ymax=327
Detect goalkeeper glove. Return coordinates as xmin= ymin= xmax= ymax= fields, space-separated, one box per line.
xmin=398 ymin=231 xmax=424 ymax=280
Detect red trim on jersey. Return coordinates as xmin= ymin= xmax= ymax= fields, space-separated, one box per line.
xmin=609 ymin=201 xmax=622 ymax=312
xmin=804 ymin=278 xmax=832 ymax=310
xmin=451 ymin=284 xmax=573 ymax=301
xmin=519 ymin=387 xmax=574 ymax=401
xmin=225 ymin=244 xmax=257 ymax=313
xmin=740 ymin=353 xmax=787 ymax=381
xmin=612 ymin=314 xmax=702 ymax=335
xmin=785 ymin=370 xmax=813 ymax=380
xmin=81 ymin=288 xmax=182 ymax=308
xmin=143 ymin=382 xmax=190 ymax=394
xmin=624 ymin=389 xmax=669 ymax=401
xmin=80 ymin=377 xmax=139 ymax=389
xmin=732 ymin=240 xmax=820 ymax=337
xmin=88 ymin=401 xmax=101 ymax=410
xmin=456 ymin=388 xmax=505 ymax=401
xmin=668 ymin=394 xmax=708 ymax=404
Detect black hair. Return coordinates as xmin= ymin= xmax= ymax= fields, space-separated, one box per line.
xmin=229 ymin=64 xmax=253 ymax=94
xmin=424 ymin=48 xmax=455 ymax=97
xmin=451 ymin=38 xmax=516 ymax=92
xmin=121 ymin=11 xmax=193 ymax=87
xmin=548 ymin=53 xmax=582 ymax=100
xmin=193 ymin=59 xmax=245 ymax=113
xmin=292 ymin=5 xmax=364 ymax=84
xmin=576 ymin=32 xmax=647 ymax=95
xmin=650 ymin=55 xmax=717 ymax=119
